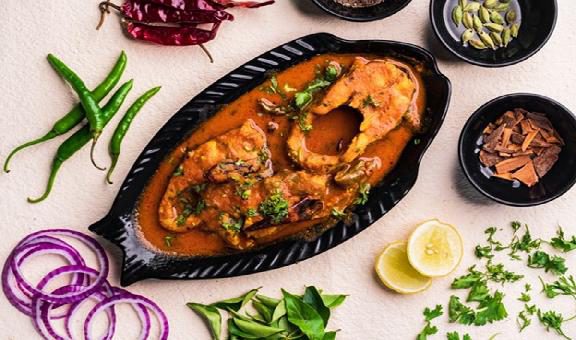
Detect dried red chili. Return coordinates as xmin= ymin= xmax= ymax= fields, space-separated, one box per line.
xmin=98 ymin=0 xmax=274 ymax=60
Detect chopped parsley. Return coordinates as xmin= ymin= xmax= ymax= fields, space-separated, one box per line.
xmin=354 ymin=183 xmax=370 ymax=205
xmin=259 ymin=190 xmax=289 ymax=224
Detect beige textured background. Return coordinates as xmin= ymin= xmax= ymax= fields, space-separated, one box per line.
xmin=1 ymin=0 xmax=576 ymax=339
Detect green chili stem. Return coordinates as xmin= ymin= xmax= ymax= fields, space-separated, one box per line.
xmin=105 ymin=86 xmax=161 ymax=184
xmin=3 ymin=51 xmax=127 ymax=173
xmin=47 ymin=54 xmax=108 ymax=170
xmin=28 ymin=80 xmax=133 ymax=203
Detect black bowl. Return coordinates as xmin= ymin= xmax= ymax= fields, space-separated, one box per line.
xmin=89 ymin=33 xmax=451 ymax=286
xmin=459 ymin=93 xmax=576 ymax=207
xmin=310 ymin=0 xmax=412 ymax=22
xmin=430 ymin=0 xmax=557 ymax=67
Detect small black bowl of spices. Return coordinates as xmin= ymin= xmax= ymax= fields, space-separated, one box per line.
xmin=310 ymin=0 xmax=413 ymax=22
xmin=430 ymin=0 xmax=557 ymax=67
xmin=459 ymin=93 xmax=576 ymax=207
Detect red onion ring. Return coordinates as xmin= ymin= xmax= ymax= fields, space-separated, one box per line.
xmin=2 ymin=239 xmax=86 ymax=316
xmin=2 ymin=229 xmax=168 ymax=339
xmin=10 ymin=229 xmax=109 ymax=304
xmin=85 ymin=291 xmax=169 ymax=340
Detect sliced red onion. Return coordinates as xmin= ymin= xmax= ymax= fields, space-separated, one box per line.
xmin=2 ymin=229 xmax=168 ymax=339
xmin=85 ymin=292 xmax=169 ymax=340
xmin=2 ymin=240 xmax=86 ymax=316
xmin=10 ymin=230 xmax=108 ymax=304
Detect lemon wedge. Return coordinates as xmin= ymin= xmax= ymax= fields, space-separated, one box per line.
xmin=374 ymin=241 xmax=433 ymax=294
xmin=407 ymin=219 xmax=463 ymax=277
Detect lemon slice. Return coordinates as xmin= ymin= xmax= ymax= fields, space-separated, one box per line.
xmin=407 ymin=219 xmax=463 ymax=277
xmin=374 ymin=241 xmax=432 ymax=294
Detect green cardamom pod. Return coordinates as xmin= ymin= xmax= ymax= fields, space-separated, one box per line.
xmin=473 ymin=14 xmax=484 ymax=33
xmin=479 ymin=6 xmax=491 ymax=23
xmin=459 ymin=0 xmax=468 ymax=7
xmin=506 ymin=10 xmax=517 ymax=24
xmin=479 ymin=30 xmax=496 ymax=49
xmin=485 ymin=23 xmax=504 ymax=33
xmin=494 ymin=2 xmax=510 ymax=11
xmin=511 ymin=23 xmax=520 ymax=38
xmin=452 ymin=5 xmax=464 ymax=27
xmin=490 ymin=11 xmax=505 ymax=24
xmin=490 ymin=31 xmax=503 ymax=47
xmin=483 ymin=0 xmax=498 ymax=9
xmin=461 ymin=29 xmax=475 ymax=45
xmin=469 ymin=39 xmax=487 ymax=49
xmin=464 ymin=2 xmax=481 ymax=12
xmin=502 ymin=27 xmax=512 ymax=47
xmin=463 ymin=12 xmax=474 ymax=29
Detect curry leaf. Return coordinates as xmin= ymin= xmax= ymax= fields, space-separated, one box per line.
xmin=271 ymin=298 xmax=287 ymax=323
xmin=233 ymin=318 xmax=285 ymax=338
xmin=323 ymin=331 xmax=337 ymax=340
xmin=211 ymin=288 xmax=260 ymax=312
xmin=303 ymin=286 xmax=330 ymax=326
xmin=255 ymin=294 xmax=281 ymax=308
xmin=283 ymin=289 xmax=325 ymax=340
xmin=321 ymin=294 xmax=347 ymax=309
xmin=186 ymin=303 xmax=222 ymax=340
xmin=252 ymin=300 xmax=274 ymax=323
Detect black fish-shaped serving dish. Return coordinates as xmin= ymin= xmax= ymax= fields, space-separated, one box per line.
xmin=89 ymin=33 xmax=451 ymax=286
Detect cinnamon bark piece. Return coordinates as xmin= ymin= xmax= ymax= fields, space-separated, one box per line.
xmin=512 ymin=161 xmax=539 ymax=187
xmin=495 ymin=155 xmax=532 ymax=174
xmin=533 ymin=145 xmax=562 ymax=177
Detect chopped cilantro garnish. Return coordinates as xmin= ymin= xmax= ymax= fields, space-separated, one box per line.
xmin=550 ymin=227 xmax=576 ymax=252
xmin=354 ymin=183 xmax=370 ymax=205
xmin=362 ymin=95 xmax=379 ymax=108
xmin=219 ymin=213 xmax=243 ymax=232
xmin=259 ymin=190 xmax=289 ymax=224
xmin=173 ymin=165 xmax=184 ymax=176
xmin=417 ymin=305 xmax=443 ymax=340
xmin=246 ymin=208 xmax=258 ymax=217
xmin=330 ymin=208 xmax=346 ymax=219
xmin=164 ymin=234 xmax=175 ymax=247
xmin=527 ymin=251 xmax=568 ymax=275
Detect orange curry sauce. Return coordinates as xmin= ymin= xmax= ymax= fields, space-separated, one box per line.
xmin=137 ymin=54 xmax=426 ymax=256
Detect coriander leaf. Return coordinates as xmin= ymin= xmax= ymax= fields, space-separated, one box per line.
xmin=528 ymin=251 xmax=568 ymax=275
xmin=354 ymin=183 xmax=370 ymax=205
xmin=417 ymin=323 xmax=438 ymax=340
xmin=211 ymin=288 xmax=259 ymax=312
xmin=447 ymin=332 xmax=472 ymax=340
xmin=538 ymin=310 xmax=571 ymax=339
xmin=540 ymin=275 xmax=576 ymax=299
xmin=423 ymin=305 xmax=443 ymax=321
xmin=164 ymin=234 xmax=175 ymax=247
xmin=511 ymin=221 xmax=522 ymax=233
xmin=550 ymin=227 xmax=576 ymax=252
xmin=330 ymin=208 xmax=346 ymax=219
xmin=474 ymin=291 xmax=507 ymax=326
xmin=448 ymin=295 xmax=475 ymax=325
xmin=187 ymin=303 xmax=222 ymax=340
xmin=283 ymin=289 xmax=325 ymax=340
xmin=451 ymin=266 xmax=483 ymax=289
xmin=486 ymin=262 xmax=524 ymax=283
xmin=474 ymin=245 xmax=494 ymax=259
xmin=294 ymin=92 xmax=313 ymax=110
xmin=467 ymin=281 xmax=490 ymax=302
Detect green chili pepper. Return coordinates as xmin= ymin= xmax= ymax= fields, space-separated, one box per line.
xmin=3 ymin=51 xmax=127 ymax=173
xmin=46 ymin=54 xmax=110 ymax=170
xmin=27 ymin=80 xmax=133 ymax=203
xmin=106 ymin=86 xmax=161 ymax=184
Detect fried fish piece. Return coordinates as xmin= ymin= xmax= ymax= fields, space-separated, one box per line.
xmin=158 ymin=119 xmax=271 ymax=233
xmin=287 ymin=58 xmax=419 ymax=172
